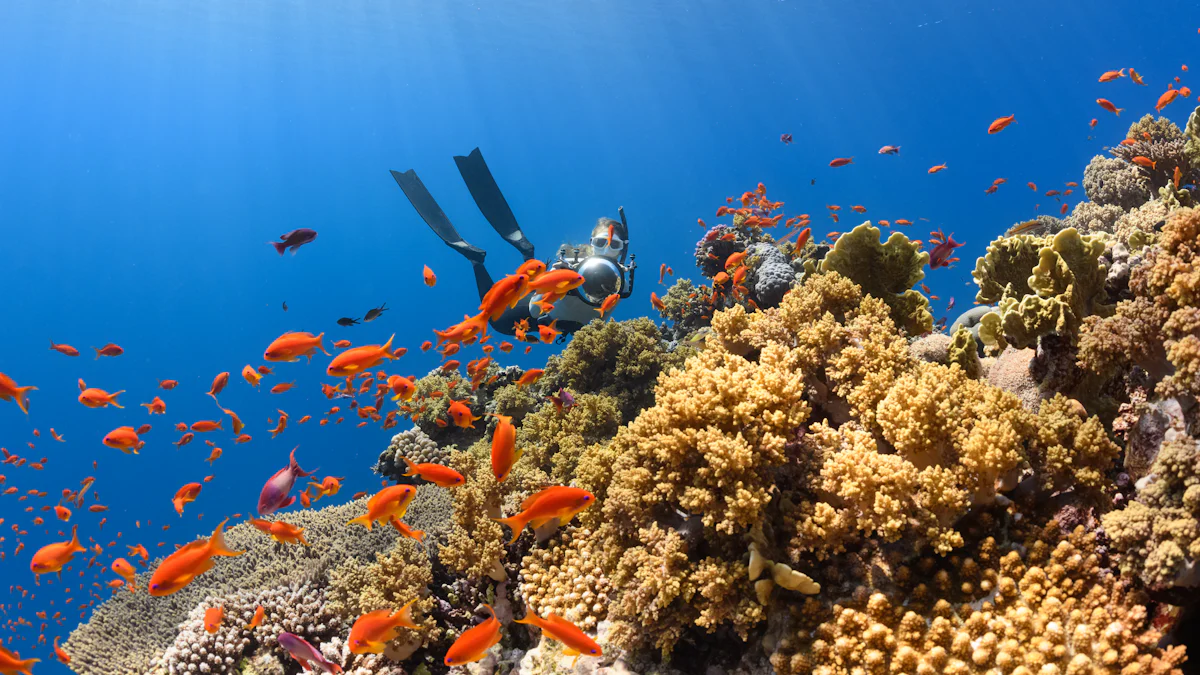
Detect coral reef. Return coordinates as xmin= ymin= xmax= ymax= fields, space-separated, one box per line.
xmin=516 ymin=526 xmax=611 ymax=631
xmin=538 ymin=317 xmax=691 ymax=423
xmin=656 ymin=277 xmax=715 ymax=340
xmin=1065 ymin=199 xmax=1124 ymax=234
xmin=946 ymin=326 xmax=981 ymax=378
xmin=377 ymin=427 xmax=447 ymax=482
xmin=1083 ymin=154 xmax=1153 ymax=210
xmin=327 ymin=537 xmax=440 ymax=650
xmin=743 ymin=241 xmax=797 ymax=309
xmin=813 ymin=222 xmax=933 ymax=335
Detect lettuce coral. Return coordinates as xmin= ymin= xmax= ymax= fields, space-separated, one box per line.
xmin=814 ymin=222 xmax=933 ymax=335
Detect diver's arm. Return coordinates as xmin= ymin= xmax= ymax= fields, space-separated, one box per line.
xmin=619 ymin=254 xmax=636 ymax=299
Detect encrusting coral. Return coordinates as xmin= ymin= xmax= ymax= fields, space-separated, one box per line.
xmin=516 ymin=526 xmax=611 ymax=632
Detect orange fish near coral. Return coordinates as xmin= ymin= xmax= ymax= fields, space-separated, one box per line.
xmin=263 ymin=332 xmax=329 ymax=363
xmin=78 ymin=380 xmax=123 ymax=408
xmin=1131 ymin=156 xmax=1157 ymax=170
xmin=30 ymin=525 xmax=86 ymax=579
xmin=204 ymin=606 xmax=224 ymax=634
xmin=326 ymin=335 xmax=397 ymax=377
xmin=245 ymin=606 xmax=265 ymax=630
xmin=986 ymin=114 xmax=1015 ymax=134
xmin=348 ymin=602 xmax=418 ymax=654
xmin=111 ymin=557 xmax=137 ymax=591
xmin=516 ymin=369 xmax=544 ymax=387
xmin=149 ymin=518 xmax=243 ymax=596
xmin=447 ymin=399 xmax=481 ymax=428
xmin=0 ymin=646 xmax=39 ymax=675
xmin=389 ymin=517 xmax=425 ymax=543
xmin=444 ymin=604 xmax=502 ymax=666
xmin=346 ymin=484 xmax=417 ymax=531
xmin=490 ymin=413 xmax=522 ymax=483
xmin=1156 ymin=88 xmax=1179 ymax=112
xmin=402 ymin=457 xmax=464 ymax=488
xmin=1096 ymin=98 xmax=1123 ymax=115
xmin=0 ymin=373 xmax=37 ymax=415
xmin=249 ymin=519 xmax=308 ymax=545
xmin=388 ymin=375 xmax=417 ymax=401
xmin=494 ymin=486 xmax=594 ymax=544
xmin=514 ymin=608 xmax=602 ymax=666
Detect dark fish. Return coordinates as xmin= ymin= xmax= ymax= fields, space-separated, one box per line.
xmin=810 ymin=178 xmax=815 ymax=185
xmin=269 ymin=229 xmax=318 ymax=256
xmin=282 ymin=302 xmax=288 ymax=312
xmin=549 ymin=387 xmax=576 ymax=414
xmin=337 ymin=317 xmax=360 ymax=327
xmin=363 ymin=302 xmax=388 ymax=322
xmin=780 ymin=133 xmax=793 ymax=145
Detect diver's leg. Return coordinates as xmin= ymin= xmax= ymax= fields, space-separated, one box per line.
xmin=390 ymin=169 xmax=486 ymax=264
xmin=453 ymin=148 xmax=535 ymax=261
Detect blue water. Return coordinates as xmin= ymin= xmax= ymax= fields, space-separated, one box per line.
xmin=0 ymin=0 xmax=1193 ymax=669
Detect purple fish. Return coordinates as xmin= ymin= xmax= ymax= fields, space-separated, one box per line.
xmin=257 ymin=447 xmax=316 ymax=516
xmin=549 ymin=387 xmax=576 ymax=415
xmin=278 ymin=632 xmax=342 ymax=674
xmin=269 ymin=228 xmax=318 ymax=255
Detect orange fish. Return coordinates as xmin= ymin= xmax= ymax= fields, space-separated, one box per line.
xmin=402 ymin=457 xmax=464 ymax=488
xmin=479 ymin=274 xmax=533 ymax=321
xmin=141 ymin=396 xmax=166 ymax=415
xmin=489 ymin=413 xmax=522 ymax=483
xmin=650 ymin=291 xmax=666 ymax=311
xmin=828 ymin=157 xmax=853 ymax=167
xmin=204 ymin=605 xmax=224 ymax=633
xmin=158 ymin=379 xmax=179 ymax=390
xmin=444 ymin=604 xmax=502 ymax=666
xmin=348 ymin=602 xmax=419 ymax=654
xmin=526 ymin=269 xmax=585 ymax=302
xmin=1174 ymin=166 xmax=1182 ymax=189
xmin=347 ymin=484 xmax=417 ymax=530
xmin=388 ymin=375 xmax=417 ymax=401
xmin=264 ymin=332 xmax=329 ymax=363
xmin=269 ymin=382 xmax=295 ymax=394
xmin=137 ymin=423 xmax=152 ymax=434
xmin=516 ymin=369 xmax=544 ymax=387
xmin=0 ymin=373 xmax=37 ymax=415
xmin=245 ymin=605 xmax=265 ymax=630
xmin=447 ymin=399 xmax=481 ymax=428
xmin=1129 ymin=68 xmax=1145 ymax=85
xmin=206 ymin=447 xmax=222 ymax=464
xmin=538 ymin=320 xmax=561 ymax=344
xmin=1131 ymin=156 xmax=1156 ymax=170
xmin=327 ymin=335 xmax=398 ymax=377
xmin=597 ymin=293 xmax=620 ymax=318
xmin=493 ymin=486 xmax=594 ymax=544
xmin=257 ymin=365 xmax=273 ymax=375
xmin=207 ymin=372 xmax=229 ymax=400
xmin=1155 ymin=89 xmax=1179 ymax=111
xmin=333 ymin=340 xmax=352 ymax=349
xmin=54 ymin=505 xmax=71 ymax=522
xmin=1181 ymin=86 xmax=1192 ymax=98
xmin=987 ymin=114 xmax=1016 ymax=134
xmin=249 ymin=518 xmax=308 ymax=545
xmin=1097 ymin=68 xmax=1125 ymax=82
xmin=111 ymin=557 xmax=137 ymax=591
xmin=514 ymin=608 xmax=602 ymax=666
xmin=850 ymin=205 xmax=867 ymax=213
xmin=0 ymin=646 xmax=39 ymax=675
xmin=77 ymin=380 xmax=123 ymax=408
xmin=30 ymin=525 xmax=86 ymax=579
xmin=241 ymin=365 xmax=262 ymax=388
xmin=53 ymin=637 xmax=70 ymax=664
xmin=307 ymin=476 xmax=345 ymax=499
xmin=423 ymin=265 xmax=437 ymax=287
xmin=93 ymin=343 xmax=124 ymax=359
xmin=173 ymin=483 xmax=202 ymax=516
xmin=48 ymin=340 xmax=79 ymax=357
xmin=103 ymin=427 xmax=145 ymax=454
xmin=389 ymin=516 xmax=425 ymax=543
xmin=174 ymin=433 xmax=194 ymax=449
xmin=927 ymin=163 xmax=948 ymax=174
xmin=223 ymin=408 xmax=245 ymax=435
xmin=190 ymin=420 xmax=223 ymax=433
xmin=1096 ymin=98 xmax=1123 ymax=115
xmin=148 ymin=518 xmax=243 ymax=596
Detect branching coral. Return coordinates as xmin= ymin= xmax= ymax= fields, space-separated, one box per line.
xmin=1028 ymin=393 xmax=1120 ymax=497
xmin=770 ymin=525 xmax=1187 ymax=675
xmin=1103 ymin=436 xmax=1200 ymax=591
xmin=1114 ymin=198 xmax=1169 ymax=247
xmin=1083 ymin=154 xmax=1153 ymax=210
xmin=538 ymin=317 xmax=691 ymax=423
xmin=1079 ymin=207 xmax=1200 ymax=398
xmin=814 ymin=222 xmax=933 ymax=335
xmin=947 ymin=326 xmax=981 ymax=378
xmin=438 ymin=450 xmax=507 ymax=580
xmin=512 ymin=392 xmax=622 ymax=487
xmin=327 ymin=538 xmax=440 ymax=652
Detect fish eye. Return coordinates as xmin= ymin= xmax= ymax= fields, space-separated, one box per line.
xmin=591 ymin=649 xmax=599 ymax=654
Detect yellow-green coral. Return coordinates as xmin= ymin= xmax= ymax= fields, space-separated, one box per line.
xmin=438 ymin=450 xmax=506 ymax=579
xmin=947 ymin=325 xmax=981 ymax=378
xmin=326 ymin=537 xmax=440 ymax=650
xmin=1028 ymin=394 xmax=1119 ymax=497
xmin=814 ymin=222 xmax=933 ymax=335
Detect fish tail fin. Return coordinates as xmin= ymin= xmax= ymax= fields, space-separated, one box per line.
xmin=315 ymin=332 xmax=330 ymax=355
xmin=14 ymin=386 xmax=36 ymax=415
xmin=270 ymin=241 xmax=288 ymax=255
xmin=514 ymin=608 xmax=544 ymax=627
xmin=395 ymin=599 xmax=417 ymax=628
xmin=15 ymin=658 xmax=40 ymax=675
xmin=402 ymin=456 xmax=418 ymax=477
xmin=346 ymin=514 xmax=374 ymax=531
xmin=492 ymin=514 xmax=529 ymax=544
xmin=93 ymin=347 xmax=100 ymax=360
xmin=110 ymin=391 xmax=125 ymax=408
xmin=382 ymin=334 xmax=396 ymax=359
xmin=69 ymin=524 xmax=85 ymax=553
xmin=1116 ymin=107 xmax=1124 ymax=116
xmin=209 ymin=518 xmax=244 ymax=557
xmin=482 ymin=603 xmax=497 ymax=620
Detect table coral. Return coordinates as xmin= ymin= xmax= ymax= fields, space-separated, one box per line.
xmin=814 ymin=222 xmax=932 ymax=335
xmin=1103 ymin=436 xmax=1200 ymax=591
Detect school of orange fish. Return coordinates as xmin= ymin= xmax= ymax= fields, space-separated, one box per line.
xmin=0 ymin=57 xmax=1194 ymax=674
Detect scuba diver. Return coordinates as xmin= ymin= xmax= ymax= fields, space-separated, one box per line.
xmin=390 ymin=148 xmax=635 ymax=337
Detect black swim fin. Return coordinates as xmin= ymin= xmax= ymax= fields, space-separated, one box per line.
xmin=390 ymin=168 xmax=486 ymax=265
xmin=453 ymin=148 xmax=535 ymax=261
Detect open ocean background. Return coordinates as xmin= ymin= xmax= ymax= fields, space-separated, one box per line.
xmin=0 ymin=1 xmax=1193 ymax=670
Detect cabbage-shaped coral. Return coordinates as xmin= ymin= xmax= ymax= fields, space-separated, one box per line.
xmin=744 ymin=241 xmax=796 ymax=308
xmin=947 ymin=325 xmax=981 ymax=378
xmin=1083 ymin=154 xmax=1153 ymax=210
xmin=815 ymin=222 xmax=932 ymax=335
xmin=376 ymin=427 xmax=447 ymax=482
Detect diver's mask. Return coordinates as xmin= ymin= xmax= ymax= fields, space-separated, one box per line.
xmin=562 ymin=209 xmax=636 ymax=306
